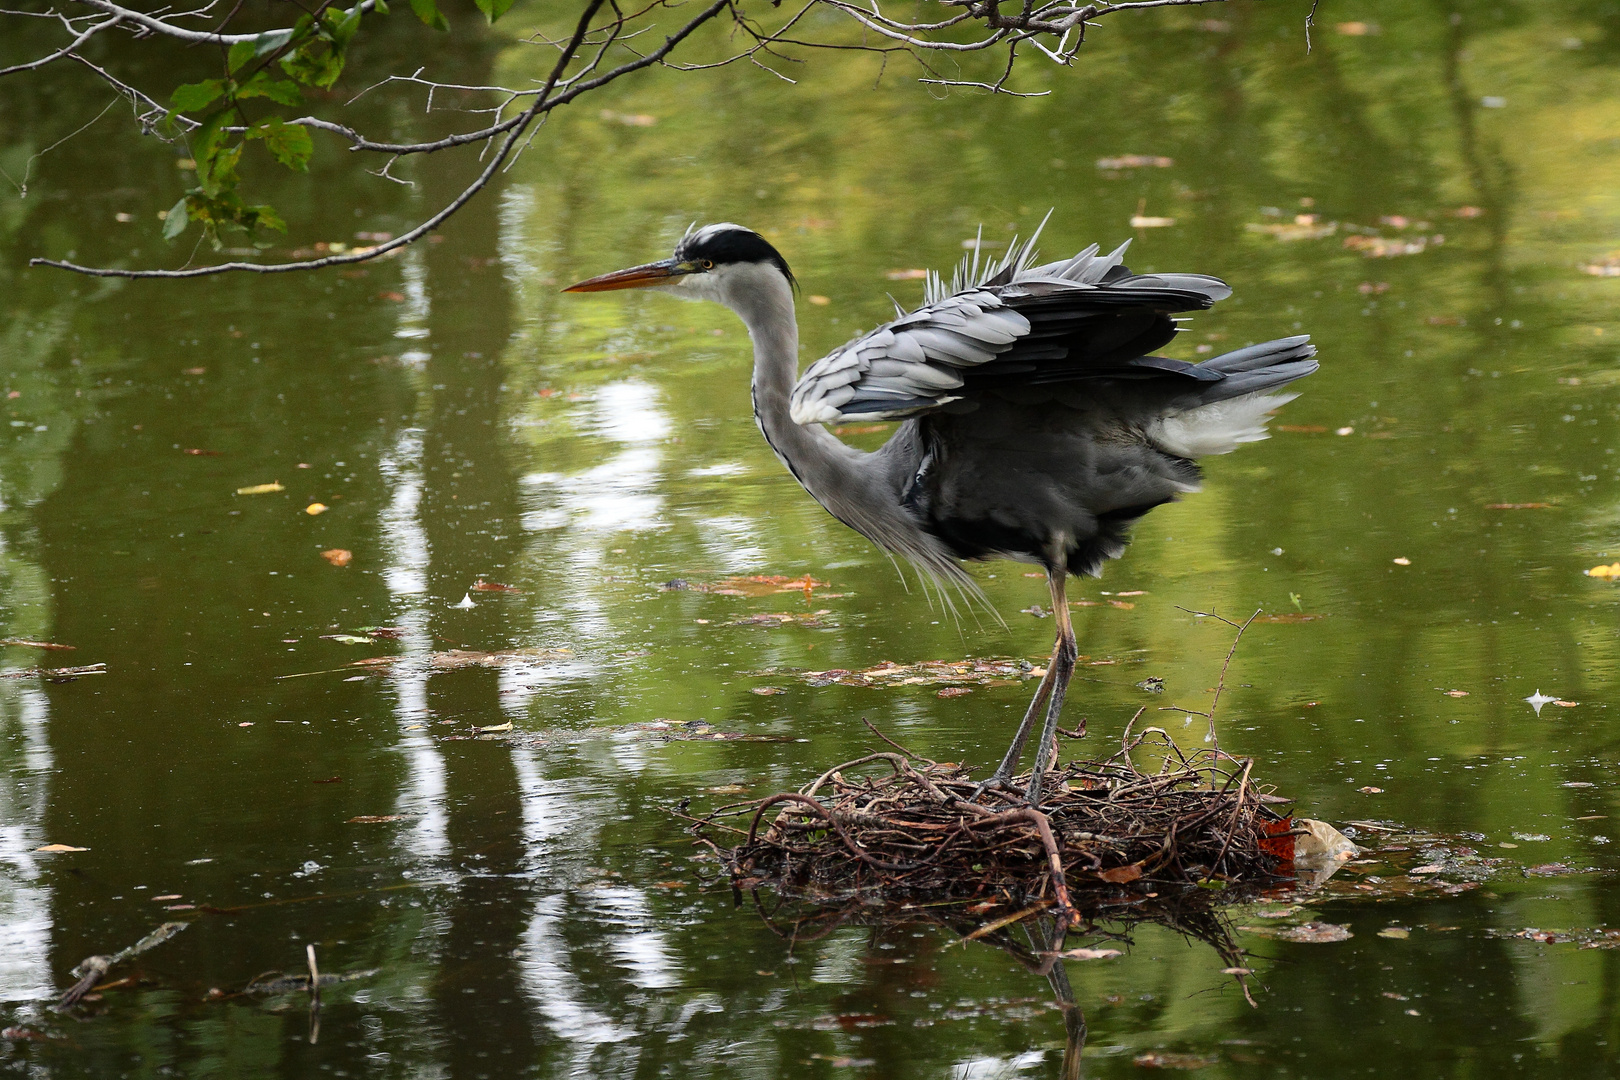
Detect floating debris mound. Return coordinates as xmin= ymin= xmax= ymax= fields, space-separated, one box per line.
xmin=693 ymin=726 xmax=1296 ymax=916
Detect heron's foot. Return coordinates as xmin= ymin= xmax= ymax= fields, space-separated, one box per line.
xmin=964 ymin=770 xmax=1019 ymax=805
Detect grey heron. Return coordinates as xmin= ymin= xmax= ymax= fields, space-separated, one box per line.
xmin=567 ymin=221 xmax=1316 ymax=804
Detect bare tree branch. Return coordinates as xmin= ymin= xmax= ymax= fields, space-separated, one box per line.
xmin=0 ymin=13 xmax=120 ymax=78
xmin=31 ymin=0 xmax=734 ymax=277
xmin=7 ymin=0 xmax=1246 ymax=277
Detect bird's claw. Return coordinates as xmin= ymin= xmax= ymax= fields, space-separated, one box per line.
xmin=966 ymin=772 xmax=1017 ymax=805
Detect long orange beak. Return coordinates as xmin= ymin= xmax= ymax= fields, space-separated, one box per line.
xmin=564 ymin=258 xmax=687 ymax=293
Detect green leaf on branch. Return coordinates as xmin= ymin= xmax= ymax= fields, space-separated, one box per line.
xmin=408 ymin=0 xmax=449 ymax=31
xmin=247 ymin=119 xmax=313 ymax=172
xmin=474 ymin=0 xmax=516 ymax=22
xmin=238 ymin=73 xmax=303 ymax=107
xmin=281 ymin=36 xmax=347 ymax=88
xmin=228 ymin=39 xmax=257 ymax=73
xmin=171 ymin=80 xmax=225 ymax=112
xmin=328 ymin=4 xmax=364 ymax=47
xmin=248 ymin=203 xmax=288 ymax=233
xmin=161 ymin=196 xmax=190 ymax=241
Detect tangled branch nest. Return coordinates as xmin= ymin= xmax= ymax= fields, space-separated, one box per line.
xmin=692 ymin=721 xmax=1294 ymax=921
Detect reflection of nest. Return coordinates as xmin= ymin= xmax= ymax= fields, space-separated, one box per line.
xmin=691 ymin=724 xmax=1293 ymax=921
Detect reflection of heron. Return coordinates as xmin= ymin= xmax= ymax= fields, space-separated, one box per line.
xmin=568 ymin=222 xmax=1315 ymax=803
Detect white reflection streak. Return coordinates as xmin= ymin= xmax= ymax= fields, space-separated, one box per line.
xmin=0 ymin=687 xmax=53 ymax=1002
xmin=510 ymin=749 xmax=635 ymax=1055
xmin=520 ymin=380 xmax=672 ymax=649
xmin=377 ymin=429 xmax=449 ymax=868
xmin=591 ymin=886 xmax=682 ymax=991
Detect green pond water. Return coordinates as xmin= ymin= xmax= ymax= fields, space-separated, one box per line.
xmin=4 ymin=2 xmax=1620 ymax=1075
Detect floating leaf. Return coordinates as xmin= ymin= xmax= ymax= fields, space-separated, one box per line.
xmin=34 ymin=844 xmax=89 ymax=853
xmin=1134 ymin=1052 xmax=1218 ymax=1069
xmin=236 ymin=482 xmax=284 ymax=495
xmin=1098 ymin=864 xmax=1143 ymax=884
xmin=346 ymin=815 xmax=406 ymax=823
xmin=305 ymin=503 xmax=328 ymax=515
xmin=0 ymin=639 xmax=74 ymax=651
xmin=470 ymin=581 xmax=522 ymax=593
xmin=1243 ymin=921 xmax=1352 ymax=943
xmin=321 ymin=548 xmax=352 ymax=567
xmin=1060 ymin=947 xmax=1123 ymax=960
xmin=937 ymin=686 xmax=973 ymax=698
xmin=1587 ymin=563 xmax=1620 ymax=579
xmin=1096 ymin=155 xmax=1173 ymax=169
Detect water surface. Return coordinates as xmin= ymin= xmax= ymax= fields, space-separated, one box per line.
xmin=3 ymin=3 xmax=1620 ymax=1075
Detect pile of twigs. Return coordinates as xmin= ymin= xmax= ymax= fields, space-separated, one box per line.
xmin=692 ymin=721 xmax=1293 ymax=919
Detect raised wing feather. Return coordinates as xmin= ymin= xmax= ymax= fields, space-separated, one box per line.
xmin=789 ymin=239 xmax=1235 ymax=426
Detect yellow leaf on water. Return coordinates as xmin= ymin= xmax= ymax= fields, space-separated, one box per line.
xmin=305 ymin=503 xmax=328 ymax=515
xmin=1587 ymin=563 xmax=1620 ymax=579
xmin=236 ymin=482 xmax=284 ymax=495
xmin=322 ymin=549 xmax=353 ymax=567
xmin=35 ymin=844 xmax=88 ymax=853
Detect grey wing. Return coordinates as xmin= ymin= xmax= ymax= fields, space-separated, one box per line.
xmin=789 ymin=239 xmax=1236 ymax=427
xmin=789 ymin=290 xmax=1030 ymax=425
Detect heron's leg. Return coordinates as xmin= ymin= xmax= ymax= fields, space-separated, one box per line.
xmin=972 ymin=564 xmax=1070 ymax=797
xmin=976 ymin=634 xmax=1062 ymax=791
xmin=1026 ymin=570 xmax=1078 ymax=806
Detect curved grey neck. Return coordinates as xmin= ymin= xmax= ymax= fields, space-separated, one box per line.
xmin=720 ymin=266 xmax=967 ymax=593
xmin=720 ymin=270 xmax=863 ymax=502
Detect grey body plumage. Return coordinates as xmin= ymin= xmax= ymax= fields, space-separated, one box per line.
xmin=567 ymin=220 xmax=1318 ymax=802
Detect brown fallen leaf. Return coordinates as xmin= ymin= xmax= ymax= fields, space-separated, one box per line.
xmin=1097 ymin=155 xmax=1173 ymax=169
xmin=1059 ymin=947 xmax=1123 ymax=960
xmin=35 ymin=844 xmax=89 ymax=853
xmin=1134 ymin=1052 xmax=1219 ymax=1069
xmin=0 ymin=639 xmax=75 ymax=651
xmin=706 ymin=574 xmax=829 ymax=597
xmin=347 ymin=815 xmax=406 ymax=824
xmin=1098 ymin=864 xmax=1143 ymax=884
xmin=322 ymin=549 xmax=353 ymax=567
xmin=377 ymin=291 xmax=405 ymax=302
xmin=937 ymin=686 xmax=973 ymax=698
xmin=1 ymin=663 xmax=106 ymax=681
xmin=1243 ymin=921 xmax=1352 ymax=943
xmin=470 ymin=581 xmax=523 ymax=593
xmin=183 ymin=448 xmax=222 ymax=456
xmin=1359 ymin=786 xmax=1384 ymax=794
xmin=346 ymin=646 xmax=570 ymax=673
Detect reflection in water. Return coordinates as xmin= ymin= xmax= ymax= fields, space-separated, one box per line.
xmin=0 ymin=686 xmax=52 ymax=1003
xmin=3 ymin=4 xmax=1620 ymax=1075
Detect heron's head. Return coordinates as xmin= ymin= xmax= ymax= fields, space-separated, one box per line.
xmin=564 ymin=223 xmax=795 ymax=310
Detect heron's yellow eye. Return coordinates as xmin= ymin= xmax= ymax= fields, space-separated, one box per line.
xmin=700 ymin=259 xmax=714 ymax=270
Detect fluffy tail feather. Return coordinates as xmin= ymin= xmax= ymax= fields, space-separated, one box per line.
xmin=1144 ymin=335 xmax=1318 ymax=458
